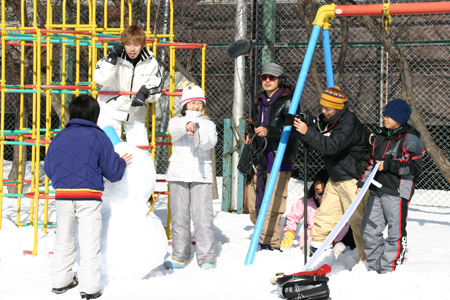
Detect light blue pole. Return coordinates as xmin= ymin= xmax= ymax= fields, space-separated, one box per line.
xmin=222 ymin=119 xmax=233 ymax=212
xmin=245 ymin=25 xmax=323 ymax=265
xmin=322 ymin=29 xmax=335 ymax=88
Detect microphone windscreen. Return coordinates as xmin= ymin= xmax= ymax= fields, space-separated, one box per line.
xmin=226 ymin=39 xmax=251 ymax=59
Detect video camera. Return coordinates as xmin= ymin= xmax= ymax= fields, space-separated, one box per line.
xmin=285 ymin=111 xmax=317 ymax=127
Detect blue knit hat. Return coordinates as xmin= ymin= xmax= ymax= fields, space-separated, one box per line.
xmin=383 ymin=99 xmax=412 ymax=126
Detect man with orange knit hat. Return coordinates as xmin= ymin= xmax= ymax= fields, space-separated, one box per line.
xmin=293 ymin=86 xmax=369 ymax=261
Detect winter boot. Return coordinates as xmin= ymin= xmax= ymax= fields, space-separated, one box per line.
xmin=51 ymin=277 xmax=78 ymax=294
xmin=163 ymin=260 xmax=186 ymax=269
xmin=259 ymin=243 xmax=281 ymax=251
xmin=80 ymin=290 xmax=102 ymax=299
xmin=201 ymin=263 xmax=215 ymax=270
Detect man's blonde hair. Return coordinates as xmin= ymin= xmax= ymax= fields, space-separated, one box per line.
xmin=120 ymin=25 xmax=145 ymax=47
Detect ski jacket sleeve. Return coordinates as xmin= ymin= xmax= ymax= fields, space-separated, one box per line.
xmin=141 ymin=59 xmax=163 ymax=104
xmin=168 ymin=116 xmax=189 ymax=143
xmin=198 ymin=119 xmax=217 ymax=151
xmin=94 ymin=56 xmax=119 ymax=88
xmin=98 ymin=133 xmax=127 ymax=183
xmin=384 ymin=133 xmax=424 ymax=177
xmin=357 ymin=156 xmax=375 ymax=188
xmin=284 ymin=197 xmax=306 ymax=233
xmin=44 ymin=144 xmax=53 ymax=181
xmin=301 ymin=114 xmax=358 ymax=156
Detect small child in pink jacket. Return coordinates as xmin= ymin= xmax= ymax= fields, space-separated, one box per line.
xmin=281 ymin=169 xmax=351 ymax=252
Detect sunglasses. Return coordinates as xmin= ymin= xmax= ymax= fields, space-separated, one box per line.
xmin=260 ymin=75 xmax=279 ymax=81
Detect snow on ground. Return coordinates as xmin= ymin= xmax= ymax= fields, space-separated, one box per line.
xmin=1 ymin=163 xmax=450 ymax=300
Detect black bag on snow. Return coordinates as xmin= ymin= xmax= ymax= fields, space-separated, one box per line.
xmin=276 ymin=274 xmax=330 ymax=300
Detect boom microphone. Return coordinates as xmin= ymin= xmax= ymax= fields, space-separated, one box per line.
xmin=226 ymin=39 xmax=251 ymax=60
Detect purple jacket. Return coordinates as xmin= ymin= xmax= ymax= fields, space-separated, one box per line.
xmin=284 ymin=193 xmax=350 ymax=249
xmin=44 ymin=119 xmax=126 ymax=198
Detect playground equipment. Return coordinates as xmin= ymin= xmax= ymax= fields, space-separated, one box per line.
xmin=0 ymin=0 xmax=206 ymax=256
xmin=244 ymin=1 xmax=450 ymax=266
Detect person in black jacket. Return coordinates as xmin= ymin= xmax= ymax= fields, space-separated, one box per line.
xmin=359 ymin=99 xmax=424 ymax=273
xmin=246 ymin=62 xmax=300 ymax=251
xmin=293 ymin=86 xmax=369 ymax=261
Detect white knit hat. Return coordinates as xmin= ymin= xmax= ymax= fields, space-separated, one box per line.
xmin=181 ymin=82 xmax=206 ymax=106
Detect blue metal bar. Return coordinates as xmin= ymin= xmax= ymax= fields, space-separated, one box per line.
xmin=237 ymin=119 xmax=246 ymax=214
xmin=222 ymin=119 xmax=233 ymax=212
xmin=245 ymin=25 xmax=323 ymax=266
xmin=322 ymin=29 xmax=335 ymax=88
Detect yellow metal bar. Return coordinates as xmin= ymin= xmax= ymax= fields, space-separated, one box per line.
xmin=147 ymin=0 xmax=152 ymax=34
xmin=77 ymin=0 xmax=80 ymax=26
xmin=33 ymin=0 xmax=37 ymax=27
xmin=169 ymin=0 xmax=174 ymax=42
xmin=47 ymin=0 xmax=52 ymax=26
xmin=32 ymin=29 xmax=43 ymax=257
xmin=17 ymin=20 xmax=26 ymax=225
xmin=104 ymin=0 xmax=108 ymax=29
xmin=202 ymin=45 xmax=207 ymax=90
xmin=43 ymin=31 xmax=53 ymax=234
xmin=128 ymin=0 xmax=132 ymax=26
xmin=29 ymin=32 xmax=37 ymax=226
xmin=75 ymin=36 xmax=80 ymax=97
xmin=0 ymin=27 xmax=6 ymax=230
xmin=61 ymin=0 xmax=67 ymax=128
xmin=121 ymin=0 xmax=125 ymax=29
xmin=312 ymin=4 xmax=336 ymax=30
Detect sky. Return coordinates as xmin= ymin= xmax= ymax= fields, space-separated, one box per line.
xmin=1 ymin=163 xmax=450 ymax=300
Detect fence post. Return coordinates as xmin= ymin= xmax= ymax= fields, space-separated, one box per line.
xmin=222 ymin=119 xmax=232 ymax=212
xmin=236 ymin=118 xmax=245 ymax=214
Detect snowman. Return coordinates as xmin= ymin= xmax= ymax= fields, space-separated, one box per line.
xmin=100 ymin=126 xmax=168 ymax=280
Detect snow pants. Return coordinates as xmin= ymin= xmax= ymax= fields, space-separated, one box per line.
xmin=310 ymin=178 xmax=369 ymax=261
xmin=361 ymin=191 xmax=409 ymax=273
xmin=169 ymin=182 xmax=216 ymax=266
xmin=247 ymin=171 xmax=291 ymax=248
xmin=51 ymin=200 xmax=102 ymax=294
xmin=97 ymin=112 xmax=149 ymax=146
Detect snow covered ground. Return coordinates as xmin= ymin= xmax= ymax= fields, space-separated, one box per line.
xmin=1 ymin=166 xmax=450 ymax=300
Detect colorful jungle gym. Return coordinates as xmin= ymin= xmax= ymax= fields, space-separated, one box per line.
xmin=244 ymin=1 xmax=450 ymax=266
xmin=0 ymin=0 xmax=206 ymax=256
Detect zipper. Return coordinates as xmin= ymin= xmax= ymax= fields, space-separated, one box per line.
xmin=130 ymin=67 xmax=135 ymax=100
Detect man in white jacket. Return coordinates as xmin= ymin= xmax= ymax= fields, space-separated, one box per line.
xmin=94 ymin=25 xmax=163 ymax=147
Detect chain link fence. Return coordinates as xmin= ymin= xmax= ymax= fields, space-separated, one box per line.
xmin=1 ymin=0 xmax=449 ymax=207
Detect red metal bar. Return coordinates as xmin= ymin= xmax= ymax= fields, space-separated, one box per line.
xmin=23 ymin=139 xmax=51 ymax=144
xmin=25 ymin=29 xmax=93 ymax=35
xmin=335 ymin=2 xmax=450 ymax=16
xmin=23 ymin=192 xmax=54 ymax=199
xmin=154 ymin=191 xmax=170 ymax=195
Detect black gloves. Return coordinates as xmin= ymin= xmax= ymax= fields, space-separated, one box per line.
xmin=131 ymin=86 xmax=150 ymax=107
xmin=107 ymin=43 xmax=124 ymax=65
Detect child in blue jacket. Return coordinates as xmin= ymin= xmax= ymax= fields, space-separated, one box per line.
xmin=359 ymin=99 xmax=424 ymax=274
xmin=44 ymin=95 xmax=131 ymax=299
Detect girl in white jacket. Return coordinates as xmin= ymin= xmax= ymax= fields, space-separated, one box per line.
xmin=163 ymin=82 xmax=217 ymax=270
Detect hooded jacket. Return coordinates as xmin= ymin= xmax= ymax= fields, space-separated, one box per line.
xmin=300 ymin=104 xmax=369 ymax=182
xmin=358 ymin=124 xmax=425 ymax=199
xmin=256 ymin=86 xmax=300 ymax=163
xmin=94 ymin=48 xmax=163 ymax=122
